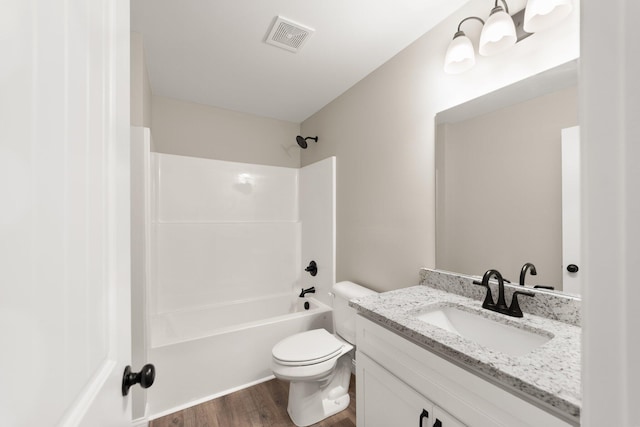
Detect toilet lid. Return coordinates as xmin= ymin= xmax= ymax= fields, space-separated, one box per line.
xmin=272 ymin=329 xmax=344 ymax=366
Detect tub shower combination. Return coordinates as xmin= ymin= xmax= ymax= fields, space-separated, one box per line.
xmin=145 ymin=153 xmax=336 ymax=417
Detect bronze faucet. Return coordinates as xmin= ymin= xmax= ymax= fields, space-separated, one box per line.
xmin=473 ymin=269 xmax=535 ymax=318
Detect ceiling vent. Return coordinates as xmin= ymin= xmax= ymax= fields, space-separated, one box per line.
xmin=265 ymin=16 xmax=314 ymax=53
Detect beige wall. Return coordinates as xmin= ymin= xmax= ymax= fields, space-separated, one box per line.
xmin=151 ymin=96 xmax=301 ymax=168
xmin=436 ymin=87 xmax=578 ymax=289
xmin=300 ymin=0 xmax=580 ymax=292
xmin=131 ymin=32 xmax=152 ymax=128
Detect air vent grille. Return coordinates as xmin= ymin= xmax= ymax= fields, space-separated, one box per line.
xmin=266 ymin=17 xmax=314 ymax=53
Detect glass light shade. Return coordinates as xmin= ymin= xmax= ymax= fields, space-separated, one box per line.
xmin=444 ymin=34 xmax=476 ymax=74
xmin=523 ymin=0 xmax=573 ymax=33
xmin=478 ymin=8 xmax=517 ymax=56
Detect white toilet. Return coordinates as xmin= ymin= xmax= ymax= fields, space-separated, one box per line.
xmin=271 ymin=281 xmax=377 ymax=427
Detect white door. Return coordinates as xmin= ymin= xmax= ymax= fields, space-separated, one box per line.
xmin=561 ymin=126 xmax=581 ymax=295
xmin=0 ymin=1 xmax=131 ymax=426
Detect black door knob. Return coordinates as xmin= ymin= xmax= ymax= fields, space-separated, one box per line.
xmin=567 ymin=264 xmax=579 ymax=273
xmin=122 ymin=363 xmax=155 ymax=396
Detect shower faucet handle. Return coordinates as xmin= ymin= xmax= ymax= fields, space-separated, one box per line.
xmin=304 ymin=261 xmax=317 ymax=276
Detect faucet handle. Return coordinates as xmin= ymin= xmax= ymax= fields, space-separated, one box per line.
xmin=473 ymin=280 xmax=495 ymax=308
xmin=509 ymin=290 xmax=535 ymax=318
xmin=304 ymin=261 xmax=318 ymax=276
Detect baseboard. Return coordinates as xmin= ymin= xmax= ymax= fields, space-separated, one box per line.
xmin=131 ymin=417 xmax=149 ymax=427
xmin=147 ymin=374 xmax=275 ymax=421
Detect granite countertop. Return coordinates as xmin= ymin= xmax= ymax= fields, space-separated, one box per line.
xmin=350 ymin=285 xmax=581 ymax=423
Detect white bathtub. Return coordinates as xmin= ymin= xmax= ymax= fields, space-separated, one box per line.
xmin=147 ymin=293 xmax=333 ymax=418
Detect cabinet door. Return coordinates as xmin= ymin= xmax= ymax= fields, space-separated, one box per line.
xmin=357 ymin=352 xmax=434 ymax=427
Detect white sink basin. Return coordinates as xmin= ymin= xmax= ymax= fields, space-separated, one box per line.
xmin=416 ymin=305 xmax=552 ymax=357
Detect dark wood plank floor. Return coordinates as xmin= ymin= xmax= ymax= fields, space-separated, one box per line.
xmin=150 ymin=375 xmax=356 ymax=427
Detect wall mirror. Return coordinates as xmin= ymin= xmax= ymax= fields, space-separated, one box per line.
xmin=435 ymin=60 xmax=579 ymax=295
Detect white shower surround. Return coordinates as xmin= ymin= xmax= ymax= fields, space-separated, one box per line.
xmin=146 ymin=153 xmax=336 ymax=417
xmin=151 ymin=154 xmax=301 ymax=313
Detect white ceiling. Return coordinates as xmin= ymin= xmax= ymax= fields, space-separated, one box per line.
xmin=131 ymin=0 xmax=469 ymax=123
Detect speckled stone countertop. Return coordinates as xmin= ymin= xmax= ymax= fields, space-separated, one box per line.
xmin=420 ymin=268 xmax=582 ymax=327
xmin=350 ymin=285 xmax=581 ymax=423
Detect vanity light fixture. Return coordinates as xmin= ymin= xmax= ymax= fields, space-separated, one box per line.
xmin=478 ymin=0 xmax=517 ymax=56
xmin=443 ymin=17 xmax=485 ymax=75
xmin=444 ymin=0 xmax=573 ymax=74
xmin=523 ymin=0 xmax=573 ymax=33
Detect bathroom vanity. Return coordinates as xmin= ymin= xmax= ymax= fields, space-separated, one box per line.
xmin=351 ymin=270 xmax=581 ymax=427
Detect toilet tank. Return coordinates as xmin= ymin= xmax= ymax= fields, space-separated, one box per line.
xmin=332 ymin=281 xmax=377 ymax=344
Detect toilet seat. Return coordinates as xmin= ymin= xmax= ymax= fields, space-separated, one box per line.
xmin=272 ymin=329 xmax=344 ymax=366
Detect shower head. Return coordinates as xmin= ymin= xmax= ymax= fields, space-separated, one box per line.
xmin=296 ymin=135 xmax=318 ymax=149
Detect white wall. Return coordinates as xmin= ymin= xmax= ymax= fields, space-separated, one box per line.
xmin=131 ymin=32 xmax=152 ymax=128
xmin=581 ymin=0 xmax=640 ymax=425
xmin=130 ymin=32 xmax=152 ymax=418
xmin=300 ymin=157 xmax=336 ymax=306
xmin=300 ymin=0 xmax=579 ymax=292
xmin=130 ymin=127 xmax=151 ymax=420
xmin=151 ymin=96 xmax=301 ymax=168
xmin=150 ymin=153 xmax=300 ymax=315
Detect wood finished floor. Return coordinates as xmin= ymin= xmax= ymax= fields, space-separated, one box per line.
xmin=149 ymin=375 xmax=356 ymax=427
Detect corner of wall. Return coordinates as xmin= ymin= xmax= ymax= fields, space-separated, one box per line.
xmin=131 ymin=31 xmax=152 ymax=128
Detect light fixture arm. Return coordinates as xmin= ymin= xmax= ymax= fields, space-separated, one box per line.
xmin=453 ymin=16 xmax=486 ymax=40
xmin=493 ymin=0 xmax=510 ymax=14
xmin=456 ymin=16 xmax=485 ymax=34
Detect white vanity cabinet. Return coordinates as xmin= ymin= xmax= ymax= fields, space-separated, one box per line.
xmin=358 ymin=351 xmax=465 ymax=427
xmin=355 ymin=315 xmax=574 ymax=427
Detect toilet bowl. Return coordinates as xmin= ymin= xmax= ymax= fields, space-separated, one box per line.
xmin=271 ymin=281 xmax=377 ymax=427
xmin=272 ymin=329 xmax=353 ymax=426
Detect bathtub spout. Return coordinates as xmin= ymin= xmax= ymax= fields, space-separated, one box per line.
xmin=299 ymin=287 xmax=316 ymax=297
